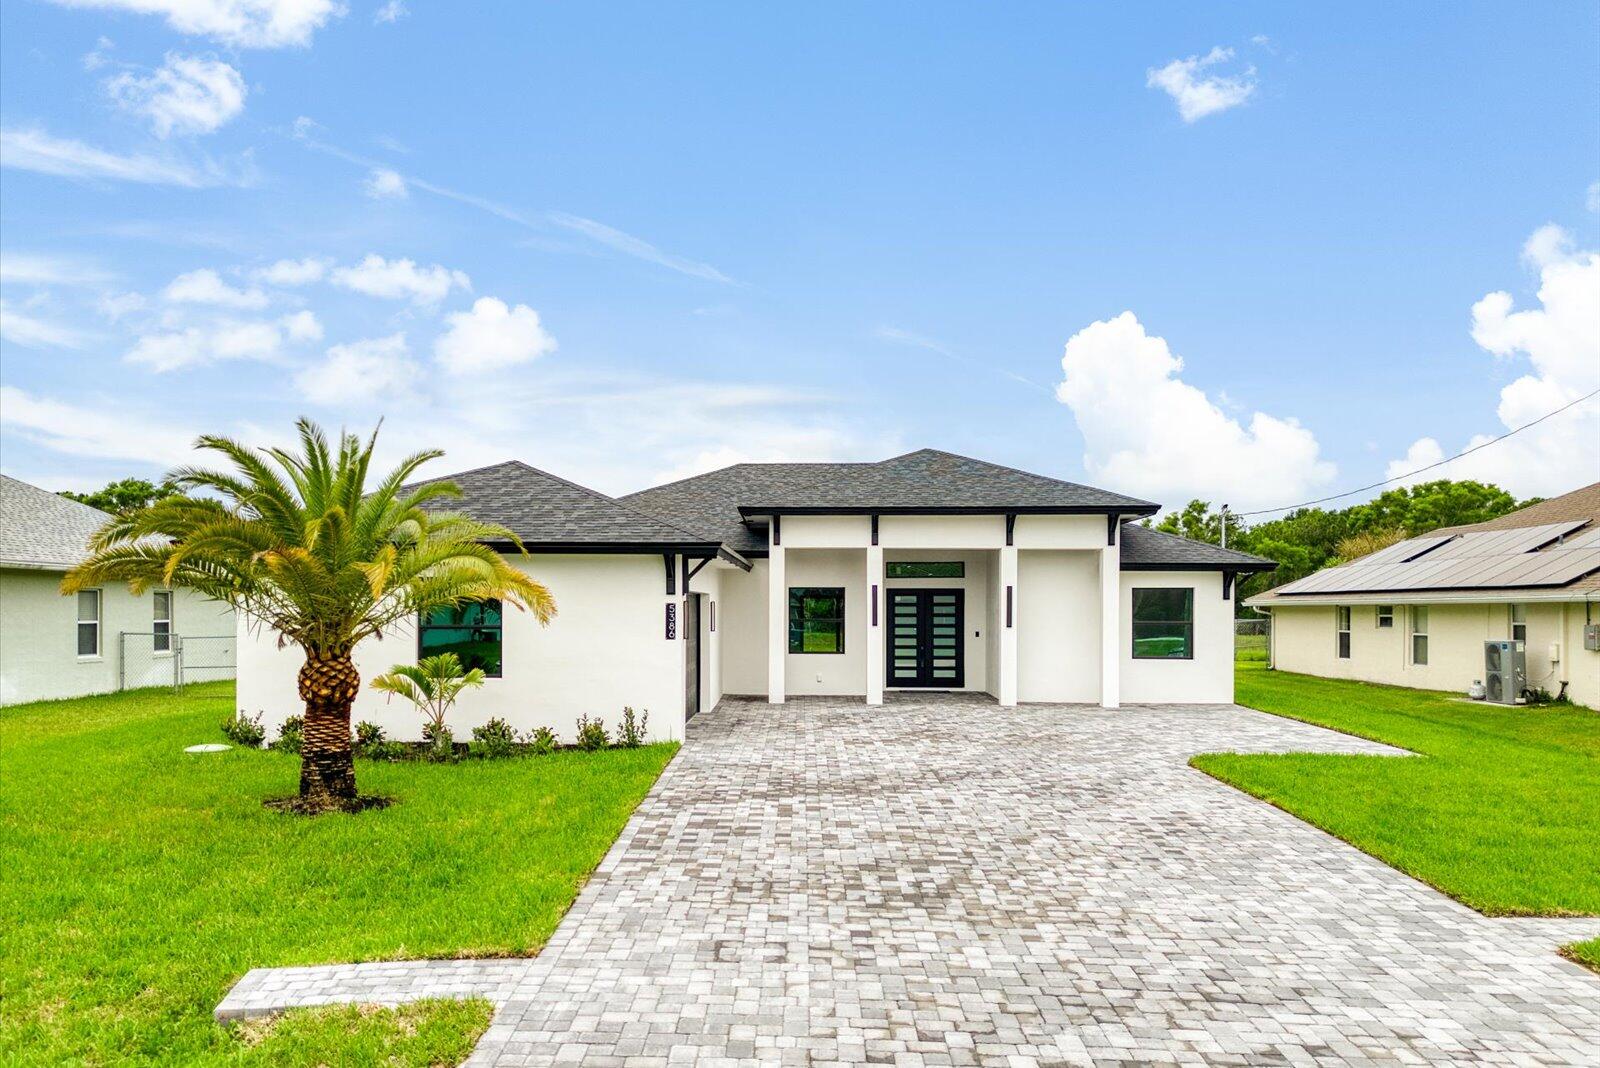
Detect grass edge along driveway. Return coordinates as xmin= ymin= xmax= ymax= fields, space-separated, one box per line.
xmin=1194 ymin=664 xmax=1599 ymax=973
xmin=0 ymin=681 xmax=676 ymax=1065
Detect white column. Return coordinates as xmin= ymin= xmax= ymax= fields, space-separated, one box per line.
xmin=767 ymin=544 xmax=786 ymax=704
xmin=866 ymin=545 xmax=884 ymax=705
xmin=999 ymin=545 xmax=1018 ymax=707
xmin=1100 ymin=543 xmax=1120 ymax=709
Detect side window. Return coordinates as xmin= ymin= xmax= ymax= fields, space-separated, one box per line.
xmin=1131 ymin=588 xmax=1194 ymax=659
xmin=153 ymin=591 xmax=174 ymax=653
xmin=1376 ymin=605 xmax=1394 ymax=629
xmin=1410 ymin=606 xmax=1429 ymax=666
xmin=418 ymin=600 xmax=503 ymax=677
xmin=1336 ymin=606 xmax=1352 ymax=659
xmin=1510 ymin=604 xmax=1527 ymax=644
xmin=77 ymin=589 xmax=102 ymax=657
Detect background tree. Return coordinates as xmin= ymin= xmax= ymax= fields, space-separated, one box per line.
xmin=60 ymin=477 xmax=184 ymax=515
xmin=62 ymin=421 xmax=555 ymax=812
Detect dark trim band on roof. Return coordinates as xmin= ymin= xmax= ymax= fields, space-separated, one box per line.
xmin=1123 ymin=561 xmax=1276 ymax=574
xmin=738 ymin=504 xmax=1161 ymax=518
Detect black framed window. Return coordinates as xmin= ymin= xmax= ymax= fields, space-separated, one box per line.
xmin=1131 ymin=588 xmax=1193 ymax=659
xmin=788 ymin=587 xmax=845 ymax=654
xmin=418 ymin=599 xmax=503 ymax=677
xmin=885 ymin=561 xmax=965 ymax=579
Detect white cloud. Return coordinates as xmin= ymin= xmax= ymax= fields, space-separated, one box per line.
xmin=546 ymin=212 xmax=737 ymax=284
xmin=363 ymin=167 xmax=407 ymax=199
xmin=0 ymin=300 xmax=91 ymax=349
xmin=47 ymin=0 xmax=343 ymax=49
xmin=0 ymin=386 xmax=197 ymax=466
xmin=1586 ymin=181 xmax=1600 ymax=214
xmin=373 ymin=0 xmax=405 ymax=24
xmin=98 ymin=291 xmax=149 ymax=320
xmin=253 ymin=256 xmax=329 ymax=285
xmin=106 ymin=53 xmax=247 ymax=138
xmin=433 ymin=297 xmax=556 ymax=373
xmin=1055 ymin=311 xmax=1334 ymax=511
xmin=280 ymin=309 xmax=323 ymax=342
xmin=0 ymin=126 xmax=218 ymax=186
xmin=1147 ymin=46 xmax=1257 ymax=123
xmin=1388 ymin=227 xmax=1600 ymax=498
xmin=126 ymin=319 xmax=284 ymax=370
xmin=162 ymin=267 xmax=269 ymax=308
xmin=82 ymin=36 xmax=116 ymax=70
xmin=295 ymin=333 xmax=417 ymax=404
xmin=0 ymin=251 xmax=112 ymax=286
xmin=329 ymin=254 xmax=470 ymax=304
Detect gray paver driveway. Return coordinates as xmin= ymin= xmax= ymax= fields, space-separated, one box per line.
xmin=470 ymin=696 xmax=1600 ymax=1066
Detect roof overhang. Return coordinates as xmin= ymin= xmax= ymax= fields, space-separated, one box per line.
xmin=738 ymin=504 xmax=1161 ymax=519
xmin=1124 ymin=561 xmax=1277 ymax=574
xmin=0 ymin=558 xmax=74 ymax=572
xmin=1248 ymin=586 xmax=1598 ymax=607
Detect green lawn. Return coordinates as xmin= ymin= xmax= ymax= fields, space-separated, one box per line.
xmin=1195 ymin=664 xmax=1599 ymax=969
xmin=0 ymin=682 xmax=676 ymax=1064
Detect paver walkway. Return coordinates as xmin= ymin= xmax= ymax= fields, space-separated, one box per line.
xmin=466 ymin=695 xmax=1598 ymax=1066
xmin=217 ymin=695 xmax=1599 ymax=1063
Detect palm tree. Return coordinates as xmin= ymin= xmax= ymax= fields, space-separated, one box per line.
xmin=371 ymin=653 xmax=486 ymax=753
xmin=62 ymin=420 xmax=555 ymax=811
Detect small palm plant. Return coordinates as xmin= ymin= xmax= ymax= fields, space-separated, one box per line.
xmin=371 ymin=653 xmax=486 ymax=758
xmin=62 ymin=419 xmax=555 ymax=812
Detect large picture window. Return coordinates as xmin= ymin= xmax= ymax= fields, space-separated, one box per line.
xmin=1336 ymin=606 xmax=1352 ymax=659
xmin=1132 ymin=588 xmax=1193 ymax=659
xmin=1410 ymin=606 xmax=1429 ymax=666
xmin=418 ymin=599 xmax=503 ymax=677
xmin=885 ymin=561 xmax=964 ymax=579
xmin=788 ymin=587 xmax=845 ymax=653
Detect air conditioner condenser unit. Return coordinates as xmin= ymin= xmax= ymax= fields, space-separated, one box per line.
xmin=1483 ymin=640 xmax=1526 ymax=705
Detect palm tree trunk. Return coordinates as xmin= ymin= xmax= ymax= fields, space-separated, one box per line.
xmin=297 ymin=650 xmax=360 ymax=807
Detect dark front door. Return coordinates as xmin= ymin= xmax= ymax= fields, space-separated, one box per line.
xmin=886 ymin=588 xmax=964 ymax=688
xmin=684 ymin=594 xmax=701 ymax=719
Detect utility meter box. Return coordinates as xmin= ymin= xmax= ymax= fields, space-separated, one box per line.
xmin=1585 ymin=624 xmax=1600 ymax=652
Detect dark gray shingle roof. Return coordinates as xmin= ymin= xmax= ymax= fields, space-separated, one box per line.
xmin=1119 ymin=523 xmax=1275 ymax=571
xmin=408 ymin=461 xmax=717 ymax=546
xmin=0 ymin=475 xmax=111 ymax=570
xmin=622 ymin=449 xmax=1157 ymax=552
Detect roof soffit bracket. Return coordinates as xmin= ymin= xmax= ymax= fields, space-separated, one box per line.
xmin=1005 ymin=514 xmax=1017 ymax=547
xmin=870 ymin=513 xmax=879 ymax=546
xmin=1107 ymin=514 xmax=1118 ymax=546
xmin=772 ymin=514 xmax=781 ymax=547
xmin=663 ymin=553 xmax=676 ymax=595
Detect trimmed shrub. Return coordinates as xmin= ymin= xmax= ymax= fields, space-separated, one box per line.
xmin=421 ymin=721 xmax=455 ymax=761
xmin=527 ymin=725 xmax=558 ymax=756
xmin=616 ymin=706 xmax=649 ymax=748
xmin=574 ymin=714 xmax=608 ymax=752
xmin=352 ymin=720 xmax=405 ymax=761
xmin=471 ymin=718 xmax=518 ymax=759
xmin=270 ymin=715 xmax=304 ymax=754
xmin=221 ymin=710 xmax=265 ymax=748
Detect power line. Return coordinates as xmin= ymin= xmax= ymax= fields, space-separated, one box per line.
xmin=1232 ymin=387 xmax=1600 ymax=518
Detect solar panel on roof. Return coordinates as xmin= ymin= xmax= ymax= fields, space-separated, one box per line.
xmin=1424 ymin=521 xmax=1588 ymax=559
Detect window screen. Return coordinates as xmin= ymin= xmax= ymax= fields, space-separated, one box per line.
xmin=1410 ymin=606 xmax=1429 ymax=665
xmin=153 ymin=591 xmax=173 ymax=653
xmin=1336 ymin=606 xmax=1352 ymax=659
xmin=1132 ymin=588 xmax=1193 ymax=659
xmin=77 ymin=589 xmax=101 ymax=657
xmin=1376 ymin=605 xmax=1394 ymax=628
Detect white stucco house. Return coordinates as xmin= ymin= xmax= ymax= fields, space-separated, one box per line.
xmin=237 ymin=449 xmax=1273 ymax=742
xmin=1247 ymin=482 xmax=1600 ymax=709
xmin=0 ymin=475 xmax=235 ymax=706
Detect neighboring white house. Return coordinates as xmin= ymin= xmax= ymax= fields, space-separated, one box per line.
xmin=236 ymin=449 xmax=1273 ymax=743
xmin=1247 ymin=482 xmax=1600 ymax=709
xmin=0 ymin=475 xmax=236 ymax=706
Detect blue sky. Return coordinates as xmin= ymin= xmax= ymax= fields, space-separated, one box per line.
xmin=2 ymin=1 xmax=1597 ymax=512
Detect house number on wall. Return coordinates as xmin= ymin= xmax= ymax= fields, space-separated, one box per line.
xmin=665 ymin=602 xmax=677 ymax=640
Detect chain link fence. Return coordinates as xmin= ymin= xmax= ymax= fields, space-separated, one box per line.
xmin=1234 ymin=617 xmax=1270 ymax=664
xmin=118 ymin=632 xmax=237 ymax=692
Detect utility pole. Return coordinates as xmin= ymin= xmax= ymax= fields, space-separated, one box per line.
xmin=1220 ymin=504 xmax=1229 ymax=549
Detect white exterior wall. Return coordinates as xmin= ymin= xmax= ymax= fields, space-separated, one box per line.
xmin=784 ymin=548 xmax=869 ymax=696
xmin=1015 ymin=550 xmax=1101 ymax=703
xmin=1120 ymin=570 xmax=1235 ymax=704
xmin=234 ymin=553 xmax=688 ymax=743
xmin=1270 ymin=600 xmax=1600 ymax=707
xmin=685 ymin=564 xmax=725 ymax=713
xmin=0 ymin=567 xmax=234 ymax=706
xmin=719 ymin=560 xmax=769 ymax=695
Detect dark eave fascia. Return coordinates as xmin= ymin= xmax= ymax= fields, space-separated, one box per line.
xmin=1122 ymin=561 xmax=1277 ymax=574
xmin=717 ymin=546 xmax=754 ymax=571
xmin=738 ymin=504 xmax=1160 ymax=519
xmin=483 ymin=539 xmax=728 ymax=556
